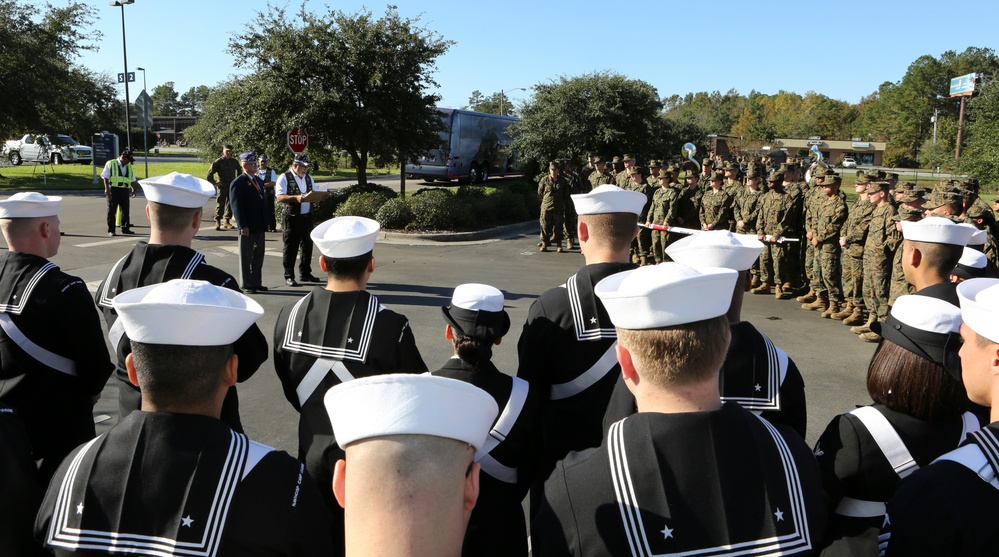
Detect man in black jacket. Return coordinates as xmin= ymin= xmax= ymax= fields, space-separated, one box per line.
xmin=230 ymin=152 xmax=269 ymax=293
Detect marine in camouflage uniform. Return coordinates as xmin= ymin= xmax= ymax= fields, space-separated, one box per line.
xmin=672 ymin=170 xmax=703 ymax=245
xmin=615 ymin=154 xmax=636 ymax=189
xmin=627 ymin=166 xmax=656 ymax=264
xmin=587 ymin=156 xmax=615 ymax=189
xmin=734 ymin=167 xmax=765 ymax=285
xmin=805 ymin=175 xmax=849 ymax=316
xmin=797 ymin=167 xmax=831 ymax=303
xmin=700 ymin=170 xmax=734 ymax=232
xmin=754 ymin=172 xmax=795 ymax=298
xmin=780 ymin=164 xmax=807 ymax=291
xmin=860 ymin=182 xmax=900 ymax=339
xmin=836 ymin=175 xmax=876 ymax=321
xmin=967 ymin=201 xmax=999 ymax=270
xmin=537 ymin=162 xmax=571 ymax=252
xmin=561 ymin=160 xmax=588 ymax=250
xmin=648 ymin=169 xmax=679 ymax=264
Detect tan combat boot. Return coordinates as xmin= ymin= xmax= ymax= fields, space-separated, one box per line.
xmin=803 ymin=295 xmax=828 ymax=311
xmin=751 ymin=283 xmax=771 ymax=295
xmin=831 ymin=302 xmax=855 ymax=320
xmin=842 ymin=307 xmax=866 ymax=326
xmin=859 ymin=330 xmax=882 ymax=343
xmin=796 ymin=288 xmax=817 ymax=304
xmin=821 ymin=300 xmax=842 ymax=318
xmin=539 ymin=242 xmax=548 ymax=252
xmin=850 ymin=313 xmax=876 ymax=334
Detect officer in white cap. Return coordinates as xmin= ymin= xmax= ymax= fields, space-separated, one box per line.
xmin=273 ymin=216 xmax=427 ymax=548
xmin=532 ymin=263 xmax=826 ymax=556
xmin=326 ymin=374 xmax=498 ymax=557
xmin=603 ymin=230 xmax=808 ymax=438
xmin=516 ymin=184 xmax=645 ymax=515
xmin=0 ymin=193 xmax=113 ymax=485
xmin=431 ymin=284 xmax=542 ymax=557
xmin=276 ymin=153 xmax=326 ymax=286
xmin=900 ymin=216 xmax=977 ymax=306
xmin=95 ymin=173 xmax=268 ymax=433
xmin=881 ymin=278 xmax=999 ymax=555
xmin=35 ymin=280 xmax=334 ymax=556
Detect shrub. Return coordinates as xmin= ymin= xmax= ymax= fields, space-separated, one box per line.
xmin=407 ymin=192 xmax=473 ymax=230
xmin=334 ymin=192 xmax=391 ymax=219
xmin=455 ymin=185 xmax=487 ymax=199
xmin=375 ymin=198 xmax=414 ymax=229
xmin=412 ymin=187 xmax=452 ymax=198
xmin=487 ymin=189 xmax=530 ymax=222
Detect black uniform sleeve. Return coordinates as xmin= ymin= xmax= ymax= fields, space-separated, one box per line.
xmin=813 ymin=414 xmax=859 ymax=515
xmin=232 ymin=324 xmax=267 ymax=383
xmin=0 ymin=410 xmax=47 ymax=556
xmin=531 ymin=462 xmax=576 ymax=557
xmin=395 ymin=320 xmax=427 ymax=373
xmin=516 ymin=298 xmax=555 ymax=385
xmin=765 ymin=358 xmax=807 ymax=439
xmin=272 ymin=306 xmax=302 ymax=411
xmin=63 ymin=279 xmax=115 ymax=396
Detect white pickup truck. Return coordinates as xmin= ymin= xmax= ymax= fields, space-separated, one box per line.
xmin=3 ymin=134 xmax=93 ymax=165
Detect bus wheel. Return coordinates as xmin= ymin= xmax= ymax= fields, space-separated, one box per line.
xmin=467 ymin=164 xmax=481 ymax=184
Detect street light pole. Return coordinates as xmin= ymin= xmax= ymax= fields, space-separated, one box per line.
xmin=499 ymin=87 xmax=526 ymax=116
xmin=137 ymin=66 xmax=148 ymax=178
xmin=111 ymin=0 xmax=135 ymax=151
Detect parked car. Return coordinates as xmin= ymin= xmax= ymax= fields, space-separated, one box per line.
xmin=3 ymin=134 xmax=93 ymax=165
xmin=841 ymin=156 xmax=857 ymax=168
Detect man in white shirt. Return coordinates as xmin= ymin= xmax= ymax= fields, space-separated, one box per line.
xmin=275 ymin=154 xmax=323 ymax=287
xmin=100 ymin=149 xmax=138 ymax=236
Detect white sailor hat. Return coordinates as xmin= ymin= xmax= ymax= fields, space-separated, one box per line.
xmin=324 ymin=374 xmax=498 ymax=451
xmin=871 ymin=295 xmax=963 ymax=376
xmin=139 ymin=172 xmax=215 ymax=209
xmin=441 ymin=283 xmax=510 ymax=340
xmin=901 ymin=216 xmax=977 ymax=246
xmin=953 ymin=247 xmax=993 ymax=280
xmin=594 ymin=262 xmax=737 ymax=330
xmin=958 ymin=278 xmax=999 ymax=344
xmin=111 ymin=279 xmax=263 ymax=346
xmin=666 ymin=230 xmax=764 ymax=272
xmin=571 ymin=184 xmax=646 ymax=216
xmin=0 ymin=192 xmax=62 ymax=218
xmin=311 ymin=216 xmax=380 ymax=258
xmin=968 ymin=228 xmax=988 ymax=247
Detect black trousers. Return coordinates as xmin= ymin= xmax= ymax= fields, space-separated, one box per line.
xmin=106 ymin=187 xmax=131 ymax=232
xmin=282 ymin=213 xmax=314 ymax=279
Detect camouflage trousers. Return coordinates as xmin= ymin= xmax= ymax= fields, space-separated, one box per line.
xmin=562 ymin=206 xmax=578 ymax=244
xmin=759 ymin=242 xmax=788 ymax=287
xmin=805 ymin=241 xmax=817 ymax=289
xmin=813 ymin=241 xmax=844 ymax=301
xmin=889 ymin=245 xmax=914 ymax=306
xmin=842 ymin=252 xmax=865 ymax=309
xmin=539 ymin=209 xmax=564 ymax=246
xmin=651 ymin=230 xmax=666 ymax=263
xmin=634 ymin=226 xmax=652 ymax=257
xmin=863 ymin=249 xmax=892 ymax=321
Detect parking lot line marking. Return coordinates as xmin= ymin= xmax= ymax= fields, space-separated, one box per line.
xmin=73 ymin=226 xmax=222 ymax=248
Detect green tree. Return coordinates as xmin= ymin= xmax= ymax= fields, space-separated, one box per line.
xmin=193 ymin=3 xmax=452 ymax=185
xmin=960 ymin=80 xmax=999 ymax=190
xmin=0 ymin=0 xmax=120 ymax=139
xmin=151 ymin=82 xmax=183 ymax=116
xmin=511 ymin=71 xmax=666 ymax=165
xmin=464 ymin=90 xmax=518 ymax=116
xmin=179 ymin=85 xmax=212 ymax=116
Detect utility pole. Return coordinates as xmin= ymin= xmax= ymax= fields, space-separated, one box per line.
xmin=956 ymin=97 xmax=966 ymax=159
xmin=932 ymin=108 xmax=938 ymax=144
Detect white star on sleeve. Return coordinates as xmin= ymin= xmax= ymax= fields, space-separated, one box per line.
xmin=590 ymin=317 xmax=597 ymax=324
xmin=774 ymin=508 xmax=784 ymax=521
xmin=754 ymin=383 xmax=762 ymax=392
xmin=660 ymin=524 xmax=674 ymax=539
xmin=347 ymin=337 xmax=354 ymax=344
xmin=76 ymin=503 xmax=84 ymax=514
xmin=182 ymin=515 xmax=194 ymax=527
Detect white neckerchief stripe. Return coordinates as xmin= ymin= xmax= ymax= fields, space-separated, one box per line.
xmin=97 ymin=255 xmax=129 ymax=308
xmin=181 ymin=253 xmax=204 ymax=279
xmin=566 ymin=274 xmax=616 ymax=341
xmin=0 ymin=261 xmax=56 ymax=314
xmin=720 ymin=332 xmax=786 ymax=411
xmin=281 ymin=292 xmax=378 ymax=361
xmin=608 ymin=420 xmax=645 ymax=557
xmin=48 ymin=431 xmax=249 ymax=557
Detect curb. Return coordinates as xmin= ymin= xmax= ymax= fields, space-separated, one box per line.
xmin=380 ymin=221 xmax=537 ymax=243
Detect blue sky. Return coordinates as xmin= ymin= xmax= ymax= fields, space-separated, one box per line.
xmin=79 ymin=0 xmax=999 ymax=110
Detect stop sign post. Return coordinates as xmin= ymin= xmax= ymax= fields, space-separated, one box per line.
xmin=287 ymin=128 xmax=308 ymax=154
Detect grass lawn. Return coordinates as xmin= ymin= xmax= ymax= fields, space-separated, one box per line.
xmin=0 ymin=161 xmax=399 ymax=191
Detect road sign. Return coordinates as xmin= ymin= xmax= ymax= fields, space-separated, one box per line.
xmin=117 ymin=72 xmax=136 ymax=84
xmin=134 ymin=90 xmax=154 ymax=128
xmin=287 ymin=128 xmax=308 ymax=154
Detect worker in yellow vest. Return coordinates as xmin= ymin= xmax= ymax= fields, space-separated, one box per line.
xmin=101 ymin=149 xmax=138 ymax=236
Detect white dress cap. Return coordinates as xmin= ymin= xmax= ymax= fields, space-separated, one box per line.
xmin=594 ymin=262 xmax=737 ymax=330
xmin=139 ymin=172 xmax=215 ymax=209
xmin=311 ymin=216 xmax=380 ymax=258
xmin=324 ymin=374 xmax=498 ymax=451
xmin=969 ymin=228 xmax=988 ymax=246
xmin=666 ymin=230 xmax=765 ymax=271
xmin=450 ymin=283 xmax=504 ymax=312
xmin=958 ymin=247 xmax=988 ymax=270
xmin=0 ymin=192 xmax=62 ymax=218
xmin=111 ymin=279 xmax=263 ymax=346
xmin=958 ymin=278 xmax=999 ymax=344
xmin=901 ymin=216 xmax=978 ymax=246
xmin=891 ymin=295 xmax=962 ymax=335
xmin=571 ymin=184 xmax=646 ymax=216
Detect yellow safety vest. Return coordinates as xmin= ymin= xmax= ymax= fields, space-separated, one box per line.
xmin=108 ymin=161 xmax=134 ymax=188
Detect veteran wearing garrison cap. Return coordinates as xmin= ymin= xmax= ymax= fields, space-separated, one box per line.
xmin=95 ymin=173 xmax=268 ymax=433
xmin=532 ymin=263 xmax=826 ymax=557
xmin=0 ymin=193 xmax=113 ymax=484
xmin=882 ymin=279 xmax=999 ymax=555
xmin=327 ymin=374 xmax=497 ymax=557
xmin=229 ymin=152 xmax=270 ymax=293
xmin=276 ymin=153 xmax=326 ymax=287
xmin=36 ymin=280 xmax=334 ymax=557
xmin=273 ymin=216 xmax=427 ymax=552
xmin=430 ymin=284 xmax=542 ymax=557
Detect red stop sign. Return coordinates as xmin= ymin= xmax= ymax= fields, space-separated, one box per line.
xmin=287 ymin=128 xmax=308 ymax=154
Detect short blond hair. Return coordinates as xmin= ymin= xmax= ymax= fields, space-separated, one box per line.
xmin=579 ymin=213 xmax=638 ymax=250
xmin=616 ymin=315 xmax=730 ymax=388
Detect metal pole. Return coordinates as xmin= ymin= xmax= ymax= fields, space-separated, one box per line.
xmin=138 ymin=67 xmax=148 ymax=177
xmin=499 ymin=90 xmax=505 ymax=116
xmin=119 ymin=2 xmax=132 ymax=151
xmin=956 ymin=96 xmax=966 ymax=160
xmin=932 ymin=108 xmax=938 ymax=144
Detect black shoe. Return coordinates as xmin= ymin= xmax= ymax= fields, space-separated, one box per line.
xmin=241 ymin=287 xmax=257 ymax=294
xmin=121 ymin=228 xmax=135 ymax=235
xmin=300 ymin=274 xmax=321 ymax=283
xmin=285 ymin=278 xmax=299 ymax=287
xmin=255 ymin=286 xmax=269 ymax=292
